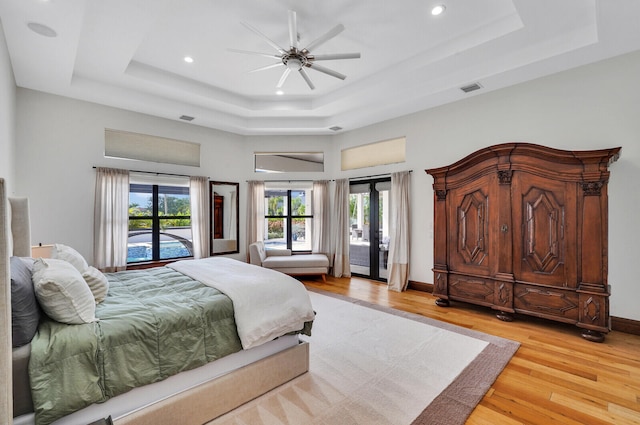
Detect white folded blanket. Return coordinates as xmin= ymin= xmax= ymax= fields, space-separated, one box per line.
xmin=168 ymin=257 xmax=315 ymax=349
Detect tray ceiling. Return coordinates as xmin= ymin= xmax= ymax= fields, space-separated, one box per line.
xmin=1 ymin=0 xmax=640 ymax=135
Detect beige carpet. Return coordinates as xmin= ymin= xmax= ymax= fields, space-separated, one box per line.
xmin=207 ymin=289 xmax=519 ymax=425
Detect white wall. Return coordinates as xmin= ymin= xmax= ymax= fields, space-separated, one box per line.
xmin=13 ymin=90 xmax=336 ymax=264
xmin=14 ymin=90 xmax=249 ymax=262
xmin=334 ymin=49 xmax=640 ymax=321
xmin=0 ymin=20 xmax=16 ymax=192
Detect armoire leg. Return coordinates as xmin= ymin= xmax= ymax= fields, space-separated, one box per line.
xmin=581 ymin=329 xmax=605 ymax=343
xmin=435 ymin=298 xmax=450 ymax=307
xmin=495 ymin=311 xmax=514 ymax=322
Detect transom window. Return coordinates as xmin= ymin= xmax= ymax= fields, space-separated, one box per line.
xmin=128 ymin=182 xmax=192 ymax=263
xmin=264 ymin=188 xmax=313 ymax=252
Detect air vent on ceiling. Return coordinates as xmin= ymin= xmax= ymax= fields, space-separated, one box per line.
xmin=179 ymin=115 xmax=195 ymax=121
xmin=460 ymin=83 xmax=483 ymax=93
xmin=329 ymin=126 xmax=343 ymax=132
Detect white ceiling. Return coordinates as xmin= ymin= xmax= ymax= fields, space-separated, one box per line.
xmin=1 ymin=0 xmax=640 ymax=135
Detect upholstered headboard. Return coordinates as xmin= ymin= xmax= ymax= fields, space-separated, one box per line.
xmin=8 ymin=197 xmax=31 ymax=258
xmin=1 ymin=178 xmax=13 ymax=423
xmin=1 ymin=179 xmax=33 ymax=423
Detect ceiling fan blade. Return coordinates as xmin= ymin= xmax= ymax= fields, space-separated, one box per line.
xmin=241 ymin=21 xmax=286 ymax=54
xmin=276 ymin=68 xmax=292 ymax=88
xmin=302 ymin=24 xmax=345 ymax=53
xmin=228 ymin=48 xmax=282 ymax=59
xmin=288 ymin=10 xmax=298 ymax=50
xmin=310 ymin=53 xmax=361 ymax=61
xmin=299 ymin=68 xmax=315 ymax=90
xmin=249 ymin=62 xmax=284 ymax=73
xmin=308 ymin=63 xmax=346 ymax=80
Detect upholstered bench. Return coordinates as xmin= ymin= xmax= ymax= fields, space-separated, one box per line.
xmin=249 ymin=241 xmax=329 ymax=282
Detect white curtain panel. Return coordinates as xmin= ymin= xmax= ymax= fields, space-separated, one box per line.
xmin=245 ymin=181 xmax=265 ymax=261
xmin=93 ymin=167 xmax=129 ymax=272
xmin=388 ymin=171 xmax=411 ymax=292
xmin=331 ymin=179 xmax=351 ymax=277
xmin=312 ymin=180 xmax=331 ymax=256
xmin=189 ymin=176 xmax=210 ymax=259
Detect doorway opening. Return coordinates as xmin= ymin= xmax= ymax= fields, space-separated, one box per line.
xmin=349 ymin=178 xmax=390 ymax=281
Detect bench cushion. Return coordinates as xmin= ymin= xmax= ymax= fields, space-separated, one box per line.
xmin=262 ymin=254 xmax=329 ymax=270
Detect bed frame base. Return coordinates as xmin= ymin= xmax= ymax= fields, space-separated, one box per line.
xmin=114 ymin=341 xmax=309 ymax=425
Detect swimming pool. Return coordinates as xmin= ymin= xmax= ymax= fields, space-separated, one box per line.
xmin=127 ymin=241 xmax=191 ymax=262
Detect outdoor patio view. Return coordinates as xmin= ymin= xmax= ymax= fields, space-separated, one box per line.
xmin=264 ymin=188 xmax=313 ymax=252
xmin=128 ymin=184 xmax=193 ymax=263
xmin=350 ymin=181 xmax=390 ymax=280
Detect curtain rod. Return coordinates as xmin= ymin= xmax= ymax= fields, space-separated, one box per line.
xmin=246 ymin=179 xmax=332 ymax=183
xmin=93 ymin=166 xmax=207 ymax=179
xmin=349 ymin=170 xmax=413 ymax=181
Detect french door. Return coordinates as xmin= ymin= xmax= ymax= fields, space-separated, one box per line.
xmin=349 ymin=178 xmax=390 ymax=281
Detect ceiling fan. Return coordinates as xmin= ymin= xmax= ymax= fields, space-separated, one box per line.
xmin=230 ymin=10 xmax=361 ymax=90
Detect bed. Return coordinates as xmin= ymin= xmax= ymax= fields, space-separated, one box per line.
xmin=0 ymin=178 xmax=314 ymax=425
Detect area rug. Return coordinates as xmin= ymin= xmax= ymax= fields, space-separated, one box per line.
xmin=207 ymin=290 xmax=519 ymax=425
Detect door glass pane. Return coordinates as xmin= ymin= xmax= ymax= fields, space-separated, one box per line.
xmin=349 ymin=190 xmax=370 ymax=276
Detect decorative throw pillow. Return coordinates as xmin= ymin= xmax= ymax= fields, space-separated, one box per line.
xmin=51 ymin=243 xmax=109 ymax=302
xmin=32 ymin=258 xmax=97 ymax=324
xmin=82 ymin=266 xmax=109 ymax=304
xmin=52 ymin=243 xmax=89 ymax=274
xmin=10 ymin=256 xmax=41 ymax=347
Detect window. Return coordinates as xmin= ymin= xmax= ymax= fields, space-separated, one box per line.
xmin=128 ymin=182 xmax=193 ymax=263
xmin=264 ymin=187 xmax=313 ymax=252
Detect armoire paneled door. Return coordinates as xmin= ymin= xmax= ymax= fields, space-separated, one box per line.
xmin=427 ymin=143 xmax=620 ymax=342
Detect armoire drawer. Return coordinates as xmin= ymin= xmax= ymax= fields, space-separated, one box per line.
xmin=514 ymin=284 xmax=579 ymax=322
xmin=449 ymin=275 xmax=494 ymax=305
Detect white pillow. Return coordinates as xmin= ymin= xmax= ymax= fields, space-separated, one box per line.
xmin=52 ymin=243 xmax=89 ymax=273
xmin=51 ymin=243 xmax=109 ymax=302
xmin=32 ymin=258 xmax=97 ymax=324
xmin=82 ymin=266 xmax=109 ymax=304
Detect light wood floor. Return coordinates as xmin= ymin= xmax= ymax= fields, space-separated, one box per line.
xmin=301 ymin=275 xmax=640 ymax=425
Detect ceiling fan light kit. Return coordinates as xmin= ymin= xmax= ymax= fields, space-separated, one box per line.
xmin=431 ymin=4 xmax=446 ymax=16
xmin=231 ymin=10 xmax=361 ymax=91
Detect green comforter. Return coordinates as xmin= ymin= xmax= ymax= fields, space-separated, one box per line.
xmin=29 ymin=267 xmax=243 ymax=425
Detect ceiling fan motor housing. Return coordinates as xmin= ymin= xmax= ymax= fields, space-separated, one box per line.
xmin=282 ymin=51 xmax=309 ymax=70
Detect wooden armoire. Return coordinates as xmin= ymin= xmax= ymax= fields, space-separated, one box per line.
xmin=426 ymin=143 xmax=620 ymax=342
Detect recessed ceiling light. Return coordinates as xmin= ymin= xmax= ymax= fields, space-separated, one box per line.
xmin=276 ymin=90 xmax=284 ymax=96
xmin=27 ymin=22 xmax=57 ymax=37
xmin=183 ymin=56 xmax=194 ymax=63
xmin=431 ymin=4 xmax=446 ymax=16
